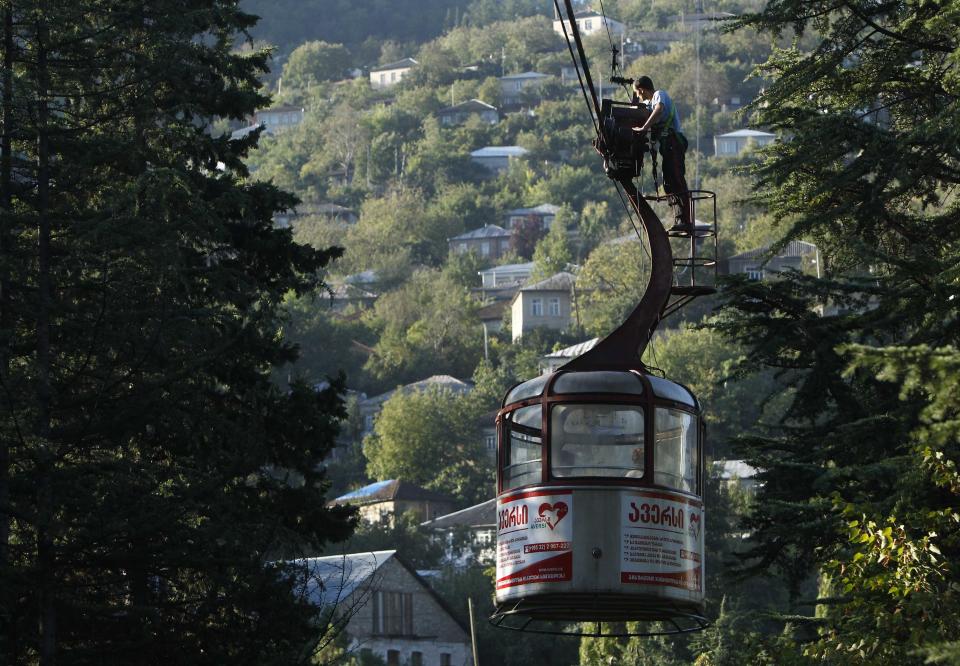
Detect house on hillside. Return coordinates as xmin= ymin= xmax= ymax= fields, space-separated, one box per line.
xmin=499 ymin=72 xmax=550 ymax=106
xmin=327 ymin=283 xmax=377 ymax=312
xmin=725 ymin=240 xmax=819 ymax=281
xmin=511 ymin=272 xmax=578 ymax=342
xmin=300 ymin=550 xmax=472 ymax=666
xmin=714 ymin=129 xmax=776 ymax=156
xmin=253 ymin=104 xmax=305 ymax=134
xmin=553 ymin=10 xmax=626 ymax=39
xmin=273 ymin=202 xmax=358 ymax=228
xmin=421 ymin=500 xmax=497 ymax=565
xmin=713 ymin=460 xmax=762 ymax=495
xmin=370 ymin=58 xmax=418 ymax=89
xmin=331 ymin=480 xmax=456 ymax=525
xmin=437 ymin=99 xmax=499 ymax=126
xmin=358 ymin=375 xmax=473 ymax=435
xmin=469 ymin=146 xmax=528 ymax=174
xmin=476 ymin=261 xmax=535 ymax=302
xmin=505 ymin=203 xmax=560 ymax=231
xmin=631 ymin=30 xmax=686 ymax=54
xmin=540 ymin=337 xmax=600 ymax=374
xmin=448 ymin=225 xmax=512 ymax=260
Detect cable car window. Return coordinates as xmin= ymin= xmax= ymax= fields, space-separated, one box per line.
xmin=654 ymin=408 xmax=698 ymax=492
xmin=503 ymin=405 xmax=542 ymax=490
xmin=550 ymin=404 xmax=645 ymax=478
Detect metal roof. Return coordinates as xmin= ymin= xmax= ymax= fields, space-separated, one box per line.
xmin=421 ymin=499 xmax=497 ymax=530
xmin=370 ymin=58 xmax=418 ymax=72
xmin=332 ymin=479 xmax=454 ymax=505
xmin=438 ymin=98 xmax=497 ymax=114
xmin=449 ymin=224 xmax=511 ymax=241
xmin=506 ymin=203 xmax=560 ymax=216
xmin=728 ymin=240 xmax=817 ymax=262
xmin=519 ymin=271 xmax=577 ymax=292
xmin=499 ymin=71 xmax=549 ymax=81
xmin=717 ymin=129 xmax=775 ymax=138
xmin=470 ymin=146 xmax=529 ymax=158
xmin=478 ymin=261 xmax=535 ymax=276
xmin=543 ymin=338 xmax=600 ymax=360
xmin=294 ymin=550 xmax=395 ymax=609
xmin=361 ymin=375 xmax=473 ymax=407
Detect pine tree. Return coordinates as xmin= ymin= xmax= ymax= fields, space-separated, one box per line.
xmin=0 ymin=0 xmax=355 ymax=662
xmin=715 ymin=0 xmax=960 ymax=660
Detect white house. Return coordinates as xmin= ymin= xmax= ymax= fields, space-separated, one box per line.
xmin=714 ymin=129 xmax=776 ymax=156
xmin=253 ymin=104 xmax=305 ymax=134
xmin=553 ymin=10 xmax=626 ymax=39
xmin=511 ymin=272 xmax=578 ymax=342
xmin=370 ymin=58 xmax=418 ymax=89
xmin=331 ymin=480 xmax=456 ymax=525
xmin=300 ymin=550 xmax=473 ymax=666
xmin=469 ymin=146 xmax=528 ymax=174
xmin=499 ymin=71 xmax=550 ymax=105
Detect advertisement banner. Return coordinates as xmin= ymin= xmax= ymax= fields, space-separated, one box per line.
xmin=496 ymin=490 xmax=573 ymax=590
xmin=620 ymin=491 xmax=703 ymax=592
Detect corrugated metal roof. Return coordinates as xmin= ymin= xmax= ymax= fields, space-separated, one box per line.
xmin=449 ymin=225 xmax=511 ymax=241
xmin=717 ymin=129 xmax=775 ymax=138
xmin=520 ymin=271 xmax=576 ymax=292
xmin=294 ymin=550 xmax=394 ymax=608
xmin=471 ymin=146 xmax=529 ymax=158
xmin=543 ymin=337 xmax=600 ymax=359
xmin=332 ymin=480 xmax=454 ymax=505
xmin=728 ymin=240 xmax=817 ymax=262
xmin=421 ymin=499 xmax=497 ymax=530
xmin=439 ymin=98 xmax=497 ymax=114
xmin=500 ymin=71 xmax=549 ymax=81
xmin=478 ymin=261 xmax=535 ymax=276
xmin=371 ymin=58 xmax=418 ymax=72
xmin=507 ymin=203 xmax=560 ymax=216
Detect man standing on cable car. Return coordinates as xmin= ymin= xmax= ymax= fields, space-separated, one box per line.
xmin=632 ymin=76 xmax=692 ymax=232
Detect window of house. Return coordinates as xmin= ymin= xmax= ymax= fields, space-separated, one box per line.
xmin=371 ymin=591 xmax=414 ymax=636
xmin=458 ymin=242 xmax=467 ymax=254
xmin=745 ymin=267 xmax=764 ymax=281
xmin=441 ymin=654 xmax=452 ymax=666
xmin=387 ymin=650 xmax=400 ymax=666
xmin=411 ymin=651 xmax=423 ymax=666
xmin=584 ymin=19 xmax=593 ymax=30
xmin=485 ymin=434 xmax=496 ymax=452
xmin=548 ymin=297 xmax=561 ymax=317
xmin=481 ymin=241 xmax=491 ymax=256
xmin=379 ymin=73 xmax=386 ymax=84
xmin=531 ymin=298 xmax=543 ymax=316
xmin=391 ymin=71 xmax=397 ymax=82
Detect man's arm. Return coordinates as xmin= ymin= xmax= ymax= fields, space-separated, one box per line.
xmin=635 ymin=102 xmax=664 ymax=132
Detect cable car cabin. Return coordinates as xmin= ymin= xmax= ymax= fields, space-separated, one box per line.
xmin=494 ymin=369 xmax=706 ymax=631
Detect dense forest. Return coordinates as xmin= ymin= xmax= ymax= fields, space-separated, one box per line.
xmin=1 ymin=0 xmax=957 ymax=664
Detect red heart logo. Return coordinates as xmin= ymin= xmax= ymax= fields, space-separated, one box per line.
xmin=538 ymin=501 xmax=569 ymax=529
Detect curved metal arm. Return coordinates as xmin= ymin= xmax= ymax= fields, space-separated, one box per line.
xmin=562 ymin=178 xmax=673 ymax=371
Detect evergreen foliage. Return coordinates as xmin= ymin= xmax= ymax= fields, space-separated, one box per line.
xmin=0 ymin=0 xmax=355 ymax=661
